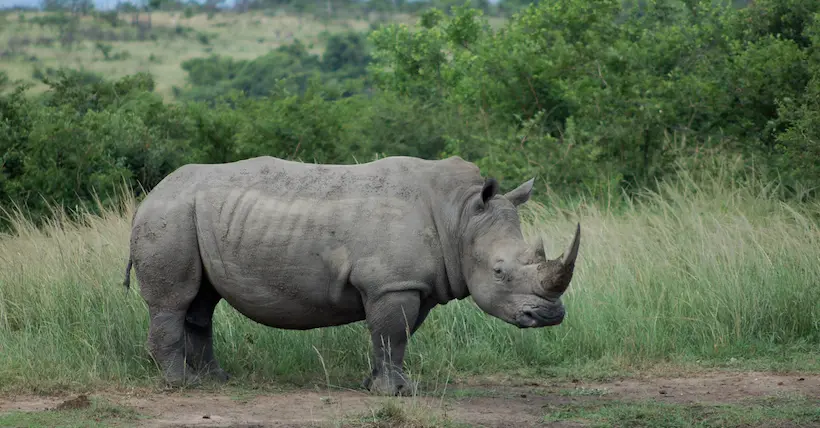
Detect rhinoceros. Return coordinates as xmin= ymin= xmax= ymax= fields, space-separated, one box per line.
xmin=123 ymin=155 xmax=580 ymax=396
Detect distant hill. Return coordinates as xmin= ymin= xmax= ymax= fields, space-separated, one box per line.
xmin=0 ymin=0 xmax=502 ymax=11
xmin=0 ymin=0 xmax=238 ymax=10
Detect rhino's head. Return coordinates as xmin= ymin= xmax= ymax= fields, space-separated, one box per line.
xmin=459 ymin=177 xmax=580 ymax=328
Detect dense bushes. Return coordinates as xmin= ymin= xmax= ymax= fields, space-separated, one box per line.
xmin=0 ymin=71 xmax=455 ymax=224
xmin=368 ymin=0 xmax=819 ymax=192
xmin=174 ymin=32 xmax=371 ymax=103
xmin=0 ymin=71 xmax=192 ymax=215
xmin=1 ymin=0 xmax=819 ymax=226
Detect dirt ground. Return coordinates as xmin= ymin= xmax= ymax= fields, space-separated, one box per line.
xmin=1 ymin=371 xmax=818 ymax=427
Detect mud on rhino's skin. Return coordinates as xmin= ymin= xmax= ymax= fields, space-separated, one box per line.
xmin=122 ymin=155 xmax=581 ymax=396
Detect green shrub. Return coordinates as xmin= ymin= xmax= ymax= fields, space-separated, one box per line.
xmin=368 ymin=0 xmax=820 ymax=194
xmin=0 ymin=72 xmax=190 ymax=223
xmin=2 ymin=0 xmax=820 ymax=228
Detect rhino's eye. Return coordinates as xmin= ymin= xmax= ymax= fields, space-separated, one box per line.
xmin=493 ymin=266 xmax=503 ymax=275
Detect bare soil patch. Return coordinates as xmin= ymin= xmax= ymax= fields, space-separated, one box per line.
xmin=0 ymin=371 xmax=817 ymax=427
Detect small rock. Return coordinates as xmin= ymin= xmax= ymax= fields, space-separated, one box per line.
xmin=203 ymin=415 xmax=210 ymax=419
xmin=659 ymin=390 xmax=667 ymax=395
xmin=778 ymin=382 xmax=784 ymax=386
xmin=520 ymin=394 xmax=527 ymax=398
xmin=798 ymin=377 xmax=805 ymax=381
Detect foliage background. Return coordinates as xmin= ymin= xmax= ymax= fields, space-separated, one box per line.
xmin=0 ymin=0 xmax=818 ymax=224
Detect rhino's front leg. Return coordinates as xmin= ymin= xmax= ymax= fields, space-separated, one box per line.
xmin=362 ymin=289 xmax=421 ymax=396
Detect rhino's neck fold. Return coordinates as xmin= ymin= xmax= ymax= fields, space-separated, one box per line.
xmin=427 ymin=179 xmax=479 ymax=303
xmin=430 ymin=210 xmax=468 ymax=302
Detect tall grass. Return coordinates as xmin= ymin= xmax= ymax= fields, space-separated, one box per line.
xmin=0 ymin=165 xmax=818 ymax=393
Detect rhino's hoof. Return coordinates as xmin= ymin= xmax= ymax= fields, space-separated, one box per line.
xmin=194 ymin=363 xmax=231 ymax=383
xmin=163 ymin=373 xmax=202 ymax=389
xmin=364 ymin=372 xmax=417 ymax=397
xmin=207 ymin=368 xmax=231 ymax=383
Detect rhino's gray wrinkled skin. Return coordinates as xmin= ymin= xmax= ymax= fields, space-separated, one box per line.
xmin=123 ymin=155 xmax=581 ymax=396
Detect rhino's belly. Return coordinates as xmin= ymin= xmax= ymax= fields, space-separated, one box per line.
xmin=196 ymin=228 xmax=367 ymax=329
xmin=205 ymin=267 xmax=367 ymax=330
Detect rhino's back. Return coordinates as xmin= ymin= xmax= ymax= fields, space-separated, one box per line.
xmin=147 ymin=155 xmax=477 ymax=200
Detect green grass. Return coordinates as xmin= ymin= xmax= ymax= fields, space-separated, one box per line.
xmin=542 ymin=395 xmax=820 ymax=427
xmin=0 ymin=396 xmax=145 ymax=427
xmin=0 ymin=165 xmax=818 ymax=394
xmin=343 ymin=399 xmax=472 ymax=428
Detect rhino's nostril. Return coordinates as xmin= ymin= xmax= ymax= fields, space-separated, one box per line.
xmin=521 ymin=307 xmax=564 ymax=327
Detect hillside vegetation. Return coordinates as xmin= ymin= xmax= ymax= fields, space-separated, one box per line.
xmin=0 ymin=0 xmax=818 ymax=225
xmin=0 ymin=9 xmax=420 ymax=99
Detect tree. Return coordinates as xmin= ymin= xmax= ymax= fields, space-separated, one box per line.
xmin=41 ymin=0 xmax=94 ymax=14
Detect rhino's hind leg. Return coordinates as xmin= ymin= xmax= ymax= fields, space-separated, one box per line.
xmin=132 ymin=208 xmax=203 ymax=388
xmin=146 ymin=307 xmax=200 ymax=387
xmin=184 ymin=276 xmax=230 ymax=382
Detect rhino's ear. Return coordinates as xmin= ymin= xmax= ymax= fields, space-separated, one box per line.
xmin=505 ymin=178 xmax=535 ymax=207
xmin=481 ymin=177 xmax=499 ymax=206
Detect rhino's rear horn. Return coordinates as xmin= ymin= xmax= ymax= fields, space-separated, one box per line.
xmin=532 ymin=235 xmax=546 ymax=262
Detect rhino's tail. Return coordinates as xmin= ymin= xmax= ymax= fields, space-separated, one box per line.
xmin=123 ymin=207 xmax=137 ymax=293
xmin=123 ymin=257 xmax=133 ymax=292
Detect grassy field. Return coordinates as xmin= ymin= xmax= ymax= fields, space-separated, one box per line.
xmin=0 ymin=163 xmax=818 ymax=426
xmin=1 ymin=162 xmax=818 ymax=391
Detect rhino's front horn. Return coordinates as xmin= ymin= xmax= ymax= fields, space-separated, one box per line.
xmin=541 ymin=223 xmax=581 ymax=295
xmin=560 ymin=223 xmax=581 ymax=267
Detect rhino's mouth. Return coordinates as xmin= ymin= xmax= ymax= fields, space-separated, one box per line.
xmin=515 ymin=305 xmax=565 ymax=328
